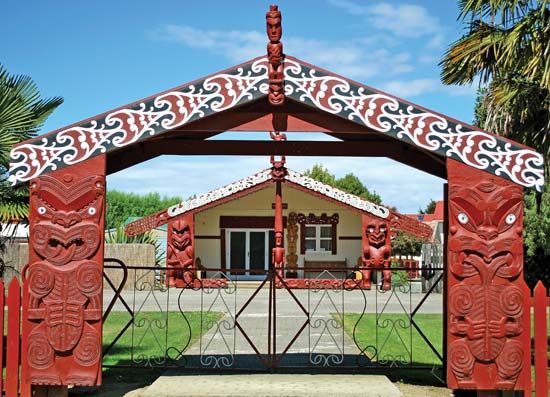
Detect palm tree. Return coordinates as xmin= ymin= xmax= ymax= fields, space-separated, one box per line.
xmin=0 ymin=64 xmax=63 ymax=222
xmin=440 ymin=1 xmax=550 ymax=171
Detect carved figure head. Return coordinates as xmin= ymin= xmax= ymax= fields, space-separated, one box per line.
xmin=266 ymin=5 xmax=282 ymax=42
xmin=30 ymin=175 xmax=104 ymax=266
xmin=275 ymin=231 xmax=284 ymax=247
xmin=449 ymin=180 xmax=523 ymax=280
xmin=171 ymin=219 xmax=192 ymax=250
xmin=365 ymin=220 xmax=388 ymax=247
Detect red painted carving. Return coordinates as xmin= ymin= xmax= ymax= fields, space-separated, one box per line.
xmin=279 ymin=278 xmax=361 ymax=289
xmin=361 ymin=214 xmax=391 ymax=290
xmin=271 ymin=130 xmax=287 ymax=283
xmin=266 ymin=5 xmax=284 ymax=105
xmin=25 ymin=155 xmax=105 ymax=386
xmin=125 ymin=209 xmax=168 ymax=237
xmin=390 ymin=213 xmax=433 ymax=241
xmin=447 ymin=159 xmax=530 ymax=391
xmin=166 ymin=216 xmax=195 ymax=288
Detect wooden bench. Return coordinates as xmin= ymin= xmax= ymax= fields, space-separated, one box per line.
xmin=304 ymin=260 xmax=347 ymax=278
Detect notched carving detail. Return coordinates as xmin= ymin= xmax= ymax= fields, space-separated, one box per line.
xmin=27 ymin=171 xmax=104 ymax=386
xmin=166 ymin=217 xmax=195 ymax=288
xmin=30 ymin=175 xmax=104 ymax=266
xmin=447 ymin=164 xmax=526 ymax=390
xmin=266 ymin=5 xmax=284 ymax=105
xmin=361 ymin=215 xmax=391 ymax=290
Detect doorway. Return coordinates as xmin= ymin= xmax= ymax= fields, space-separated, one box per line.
xmin=226 ymin=229 xmax=275 ymax=279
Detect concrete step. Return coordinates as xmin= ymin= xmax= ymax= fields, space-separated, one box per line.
xmin=143 ymin=373 xmax=403 ymax=397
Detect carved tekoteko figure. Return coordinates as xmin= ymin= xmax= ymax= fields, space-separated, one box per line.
xmin=447 ymin=160 xmax=529 ymax=390
xmin=26 ymin=160 xmax=105 ymax=386
xmin=166 ymin=216 xmax=195 ymax=288
xmin=266 ymin=5 xmax=284 ymax=105
xmin=361 ymin=214 xmax=391 ymax=290
xmin=272 ymin=231 xmax=285 ymax=280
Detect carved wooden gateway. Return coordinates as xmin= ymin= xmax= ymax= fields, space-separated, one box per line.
xmin=11 ymin=4 xmax=543 ymax=395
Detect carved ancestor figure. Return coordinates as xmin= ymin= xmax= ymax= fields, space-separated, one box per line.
xmin=361 ymin=215 xmax=391 ymax=290
xmin=26 ymin=171 xmax=104 ymax=385
xmin=286 ymin=212 xmax=298 ymax=277
xmin=166 ymin=217 xmax=195 ymax=288
xmin=266 ymin=5 xmax=284 ymax=105
xmin=447 ymin=161 xmax=527 ymax=390
xmin=272 ymin=231 xmax=285 ymax=280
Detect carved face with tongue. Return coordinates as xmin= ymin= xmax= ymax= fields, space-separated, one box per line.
xmin=30 ymin=175 xmax=104 ymax=266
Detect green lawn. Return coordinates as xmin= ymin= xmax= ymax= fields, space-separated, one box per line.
xmin=102 ymin=311 xmax=223 ymax=366
xmin=338 ymin=313 xmax=444 ymax=366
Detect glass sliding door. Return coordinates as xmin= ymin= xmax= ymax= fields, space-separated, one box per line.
xmin=249 ymin=231 xmax=267 ymax=275
xmin=227 ymin=229 xmax=272 ymax=279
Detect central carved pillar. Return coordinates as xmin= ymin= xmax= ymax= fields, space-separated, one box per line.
xmin=446 ymin=159 xmax=531 ymax=392
xmin=24 ymin=155 xmax=106 ymax=387
xmin=270 ymin=131 xmax=287 ymax=281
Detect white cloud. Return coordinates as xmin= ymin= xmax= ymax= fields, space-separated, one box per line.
xmin=107 ymin=155 xmax=443 ymax=213
xmin=150 ymin=25 xmax=265 ymax=62
xmin=328 ymin=0 xmax=442 ymax=38
xmin=150 ymin=25 xmax=412 ymax=81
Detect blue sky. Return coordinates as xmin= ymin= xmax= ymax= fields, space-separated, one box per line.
xmin=2 ymin=0 xmax=478 ymax=213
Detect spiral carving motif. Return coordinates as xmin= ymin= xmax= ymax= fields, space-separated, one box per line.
xmin=449 ymin=340 xmax=475 ymax=380
xmin=499 ymin=285 xmax=524 ymax=317
xmin=76 ymin=262 xmax=102 ymax=296
xmin=74 ymin=332 xmax=101 ymax=366
xmin=495 ymin=340 xmax=523 ymax=380
xmin=28 ymin=332 xmax=54 ymax=369
xmin=28 ymin=262 xmax=55 ymax=297
xmin=449 ymin=285 xmax=475 ymax=317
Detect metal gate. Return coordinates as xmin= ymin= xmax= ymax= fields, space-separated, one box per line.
xmin=102 ymin=258 xmax=444 ymax=381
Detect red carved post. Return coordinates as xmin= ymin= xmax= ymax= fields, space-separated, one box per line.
xmin=24 ymin=155 xmax=106 ymax=387
xmin=361 ymin=214 xmax=391 ymax=290
xmin=533 ymin=281 xmax=548 ymax=397
xmin=166 ymin=214 xmax=195 ymax=288
xmin=266 ymin=4 xmax=284 ymax=106
xmin=271 ymin=131 xmax=287 ymax=281
xmin=446 ymin=159 xmax=530 ymax=392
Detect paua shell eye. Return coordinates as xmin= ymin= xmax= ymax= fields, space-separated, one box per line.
xmin=457 ymin=212 xmax=469 ymax=224
xmin=38 ymin=206 xmax=46 ymax=215
xmin=505 ymin=213 xmax=516 ymax=225
xmin=88 ymin=207 xmax=96 ymax=215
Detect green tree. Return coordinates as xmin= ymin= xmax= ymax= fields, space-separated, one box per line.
xmin=303 ymin=164 xmax=382 ymax=204
xmin=303 ymin=164 xmax=336 ymax=185
xmin=0 ymin=64 xmax=63 ymax=222
xmin=106 ymin=190 xmax=182 ymax=229
xmin=418 ymin=199 xmax=437 ymax=215
xmin=391 ymin=232 xmax=423 ymax=259
xmin=440 ymin=0 xmax=550 ymax=166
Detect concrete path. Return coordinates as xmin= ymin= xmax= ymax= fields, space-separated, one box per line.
xmin=144 ymin=374 xmax=403 ymax=397
xmin=182 ymin=285 xmax=360 ymax=367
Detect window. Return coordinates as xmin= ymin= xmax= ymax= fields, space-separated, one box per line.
xmin=304 ymin=225 xmax=333 ymax=252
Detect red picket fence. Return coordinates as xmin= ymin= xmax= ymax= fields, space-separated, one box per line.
xmin=532 ymin=281 xmax=548 ymax=397
xmin=0 ymin=278 xmax=30 ymax=397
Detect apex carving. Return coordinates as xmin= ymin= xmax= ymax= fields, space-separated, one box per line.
xmin=266 ymin=5 xmax=284 ymax=105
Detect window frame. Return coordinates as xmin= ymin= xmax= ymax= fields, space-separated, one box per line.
xmin=304 ymin=224 xmax=333 ymax=253
xmin=297 ymin=213 xmax=339 ymax=255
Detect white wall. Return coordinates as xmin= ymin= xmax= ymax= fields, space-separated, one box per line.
xmin=194 ymin=184 xmax=363 ymax=275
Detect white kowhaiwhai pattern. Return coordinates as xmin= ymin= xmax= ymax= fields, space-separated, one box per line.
xmin=166 ymin=168 xmax=390 ymax=219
